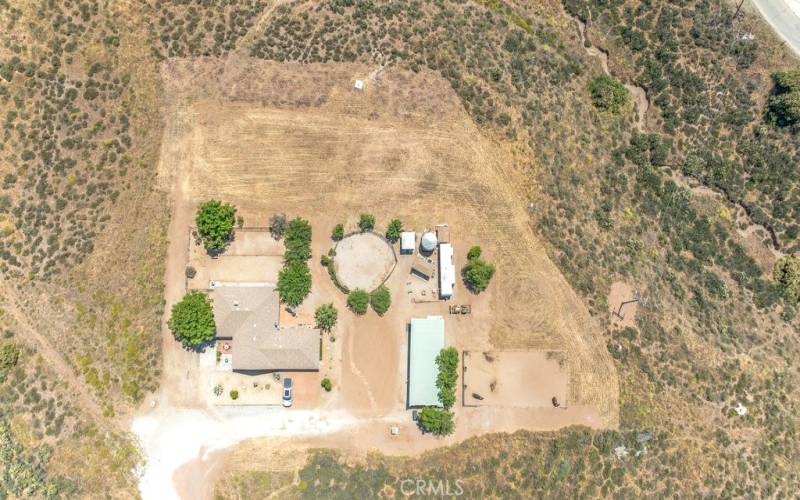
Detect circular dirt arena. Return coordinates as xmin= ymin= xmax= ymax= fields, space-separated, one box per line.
xmin=334 ymin=232 xmax=396 ymax=291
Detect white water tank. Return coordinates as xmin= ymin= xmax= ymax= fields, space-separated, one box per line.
xmin=420 ymin=232 xmax=437 ymax=252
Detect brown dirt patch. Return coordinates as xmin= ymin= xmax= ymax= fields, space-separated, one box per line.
xmin=333 ymin=232 xmax=395 ymax=291
xmin=608 ymin=281 xmax=638 ymax=329
xmin=157 ymin=58 xmax=618 ymax=427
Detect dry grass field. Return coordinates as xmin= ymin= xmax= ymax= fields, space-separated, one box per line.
xmin=158 ymin=57 xmax=619 ymax=427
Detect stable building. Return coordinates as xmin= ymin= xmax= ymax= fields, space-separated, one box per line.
xmin=407 ymin=316 xmax=445 ymax=408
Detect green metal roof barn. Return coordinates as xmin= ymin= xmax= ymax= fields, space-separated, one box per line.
xmin=407 ymin=316 xmax=445 ymax=408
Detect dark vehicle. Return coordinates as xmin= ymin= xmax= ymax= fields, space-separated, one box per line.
xmin=282 ymin=377 xmax=293 ymax=407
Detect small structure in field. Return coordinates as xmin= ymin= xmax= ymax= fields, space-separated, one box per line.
xmin=439 ymin=243 xmax=455 ymax=299
xmin=354 ymin=79 xmax=365 ymax=91
xmin=411 ymin=253 xmax=436 ymax=281
xmin=420 ymin=232 xmax=437 ymax=253
xmin=213 ymin=285 xmax=320 ymax=373
xmin=407 ymin=316 xmax=445 ymax=408
xmin=400 ymin=231 xmax=416 ymax=254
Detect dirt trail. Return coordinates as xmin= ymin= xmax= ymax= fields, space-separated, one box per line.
xmin=0 ymin=281 xmax=104 ymax=421
xmin=576 ymin=19 xmax=649 ymax=130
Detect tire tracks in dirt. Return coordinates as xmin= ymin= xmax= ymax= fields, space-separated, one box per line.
xmin=0 ymin=280 xmax=104 ymax=422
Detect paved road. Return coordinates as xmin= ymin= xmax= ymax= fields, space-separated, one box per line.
xmin=749 ymin=0 xmax=800 ymax=57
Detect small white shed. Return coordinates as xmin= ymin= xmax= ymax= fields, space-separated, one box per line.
xmin=354 ymin=79 xmax=365 ymax=91
xmin=400 ymin=231 xmax=416 ymax=254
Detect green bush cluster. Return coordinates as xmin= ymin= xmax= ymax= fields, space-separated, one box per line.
xmin=314 ymin=303 xmax=338 ymax=331
xmin=435 ymin=347 xmax=458 ymax=409
xmin=768 ymin=70 xmax=800 ymax=128
xmin=277 ymin=218 xmax=313 ymax=306
xmin=347 ymin=289 xmax=369 ymax=314
xmin=369 ymin=285 xmax=391 ymax=315
xmin=385 ymin=218 xmax=402 ymax=242
xmin=462 ymin=246 xmax=495 ymax=293
xmin=588 ymin=74 xmax=630 ymax=114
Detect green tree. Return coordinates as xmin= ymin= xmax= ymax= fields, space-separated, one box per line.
xmin=768 ymin=71 xmax=800 ymax=127
xmin=385 ymin=218 xmax=403 ymax=242
xmin=347 ymin=289 xmax=369 ymax=314
xmin=315 ymin=303 xmax=338 ymax=331
xmin=435 ymin=347 xmax=459 ymax=409
xmin=588 ymin=75 xmax=629 ymax=114
xmin=332 ymin=223 xmax=344 ymax=241
xmin=369 ymin=285 xmax=391 ymax=315
xmin=467 ymin=245 xmax=482 ymax=260
xmin=0 ymin=343 xmax=20 ymax=380
xmin=284 ymin=217 xmax=312 ymax=262
xmin=168 ymin=291 xmax=216 ymax=347
xmin=463 ymin=257 xmax=496 ymax=293
xmin=195 ymin=200 xmax=236 ymax=253
xmin=277 ymin=261 xmax=312 ymax=306
xmin=229 ymin=390 xmax=239 ymax=400
xmin=774 ymin=255 xmax=800 ymax=303
xmin=418 ymin=407 xmax=454 ymax=435
xmin=358 ymin=213 xmax=375 ymax=232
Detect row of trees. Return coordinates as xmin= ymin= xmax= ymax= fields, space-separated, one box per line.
xmin=346 ymin=285 xmax=392 ymax=315
xmin=419 ymin=347 xmax=459 ymax=435
xmin=331 ymin=214 xmax=404 ymax=242
xmin=276 ymin=218 xmax=313 ymax=306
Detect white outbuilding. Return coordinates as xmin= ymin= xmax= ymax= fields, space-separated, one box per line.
xmin=439 ymin=243 xmax=455 ymax=299
xmin=400 ymin=231 xmax=416 ymax=254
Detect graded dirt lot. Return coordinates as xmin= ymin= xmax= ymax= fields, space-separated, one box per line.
xmin=333 ymin=232 xmax=396 ymax=291
xmin=158 ymin=58 xmax=618 ymax=426
xmin=149 ymin=57 xmax=620 ymax=499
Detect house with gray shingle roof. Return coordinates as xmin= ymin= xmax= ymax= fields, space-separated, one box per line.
xmin=212 ymin=284 xmax=320 ymax=373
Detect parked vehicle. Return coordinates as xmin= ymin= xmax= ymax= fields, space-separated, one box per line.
xmin=282 ymin=378 xmax=293 ymax=407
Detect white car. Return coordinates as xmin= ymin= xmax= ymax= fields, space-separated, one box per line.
xmin=282 ymin=378 xmax=293 ymax=407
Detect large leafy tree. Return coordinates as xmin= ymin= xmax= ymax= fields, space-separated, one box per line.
xmin=196 ymin=200 xmax=236 ymax=253
xmin=347 ymin=289 xmax=369 ymax=314
xmin=588 ymin=74 xmax=629 ymax=114
xmin=277 ymin=260 xmax=312 ymax=306
xmin=418 ymin=407 xmax=454 ymax=435
xmin=463 ymin=248 xmax=496 ymax=293
xmin=284 ymin=217 xmax=312 ymax=262
xmin=168 ymin=291 xmax=216 ymax=347
xmin=369 ymin=285 xmax=391 ymax=315
xmin=385 ymin=218 xmax=403 ymax=242
xmin=314 ymin=303 xmax=338 ymax=331
xmin=768 ymin=70 xmax=800 ymax=127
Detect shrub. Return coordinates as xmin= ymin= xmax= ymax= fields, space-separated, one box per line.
xmin=358 ymin=213 xmax=375 ymax=232
xmin=284 ymin=217 xmax=312 ymax=262
xmin=463 ymin=256 xmax=496 ymax=293
xmin=588 ymin=75 xmax=629 ymax=114
xmin=196 ymin=199 xmax=236 ymax=253
xmin=385 ymin=218 xmax=403 ymax=242
xmin=435 ymin=347 xmax=459 ymax=409
xmin=315 ymin=303 xmax=338 ymax=331
xmin=774 ymin=255 xmax=800 ymax=303
xmin=277 ymin=261 xmax=312 ymax=306
xmin=418 ymin=407 xmax=454 ymax=435
xmin=167 ymin=291 xmax=216 ymax=347
xmin=213 ymin=384 xmax=223 ymax=396
xmin=467 ymin=246 xmax=482 ymax=260
xmin=269 ymin=213 xmax=287 ymax=239
xmin=347 ymin=289 xmax=369 ymax=314
xmin=768 ymin=70 xmax=800 ymax=127
xmin=332 ymin=223 xmax=344 ymax=241
xmin=0 ymin=343 xmax=20 ymax=375
xmin=321 ymin=377 xmax=333 ymax=391
xmin=229 ymin=390 xmax=239 ymax=400
xmin=185 ymin=266 xmax=196 ymax=279
xmin=369 ymin=285 xmax=391 ymax=315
